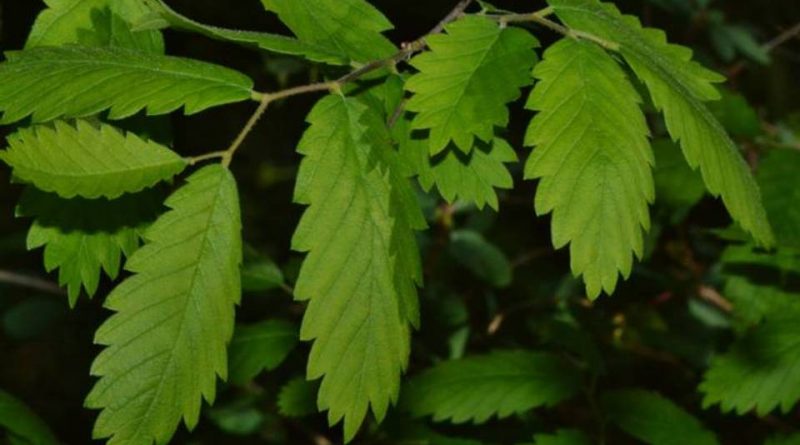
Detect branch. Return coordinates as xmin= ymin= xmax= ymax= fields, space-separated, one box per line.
xmin=0 ymin=269 xmax=65 ymax=296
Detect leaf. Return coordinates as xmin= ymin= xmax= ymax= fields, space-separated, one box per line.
xmin=406 ymin=16 xmax=538 ymax=154
xmin=259 ymin=0 xmax=397 ymax=65
xmin=396 ymin=120 xmax=518 ymax=210
xmin=723 ymin=275 xmax=800 ymax=329
xmin=448 ymin=230 xmax=512 ymax=288
xmin=766 ymin=434 xmax=800 ymax=445
xmin=533 ymin=430 xmax=592 ymax=445
xmin=26 ymin=0 xmax=161 ymax=51
xmin=653 ymin=139 xmax=706 ymax=211
xmin=85 ymin=165 xmax=242 ymax=445
xmin=547 ymin=0 xmax=774 ymax=247
xmin=17 ymin=187 xmax=163 ymax=306
xmin=241 ymin=247 xmax=286 ymax=293
xmin=143 ymin=0 xmax=337 ymax=63
xmin=403 ymin=350 xmax=582 ymax=424
xmin=700 ymin=311 xmax=800 ymax=416
xmin=292 ymin=94 xmax=425 ymax=442
xmin=76 ymin=6 xmax=164 ymax=54
xmin=757 ymin=149 xmax=800 ymax=248
xmin=525 ymin=38 xmax=653 ymax=299
xmin=708 ymin=89 xmax=762 ymax=138
xmin=603 ymin=389 xmax=719 ymax=445
xmin=0 ymin=45 xmax=254 ymax=124
xmin=2 ymin=120 xmax=186 ymax=199
xmin=228 ymin=320 xmax=298 ymax=384
xmin=278 ymin=378 xmax=319 ymax=418
xmin=0 ymin=389 xmax=59 ymax=445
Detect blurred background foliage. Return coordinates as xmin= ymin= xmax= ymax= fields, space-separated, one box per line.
xmin=1 ymin=0 xmax=799 ymax=444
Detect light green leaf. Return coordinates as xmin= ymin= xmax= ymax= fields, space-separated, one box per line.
xmin=448 ymin=230 xmax=512 ymax=288
xmin=757 ymin=149 xmax=800 ymax=248
xmin=26 ymin=0 xmax=162 ymax=51
xmin=86 ymin=165 xmax=242 ymax=445
xmin=260 ymin=0 xmax=396 ymax=65
xmin=525 ymin=38 xmax=653 ymax=299
xmin=143 ymin=0 xmax=337 ymax=63
xmin=700 ymin=311 xmax=800 ymax=416
xmin=0 ymin=46 xmax=254 ymax=124
xmin=292 ymin=94 xmax=425 ymax=442
xmin=0 ymin=389 xmax=58 ymax=445
xmin=406 ymin=16 xmax=538 ymax=154
xmin=396 ymin=118 xmax=518 ymax=210
xmin=403 ymin=350 xmax=582 ymax=424
xmin=17 ymin=187 xmax=162 ymax=306
xmin=278 ymin=378 xmax=319 ymax=418
xmin=533 ymin=430 xmax=592 ymax=445
xmin=228 ymin=320 xmax=298 ymax=384
xmin=603 ymin=389 xmax=718 ymax=445
xmin=547 ymin=0 xmax=774 ymax=247
xmin=2 ymin=120 xmax=186 ymax=200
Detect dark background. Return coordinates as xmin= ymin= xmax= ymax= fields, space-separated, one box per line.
xmin=0 ymin=1 xmax=799 ymax=444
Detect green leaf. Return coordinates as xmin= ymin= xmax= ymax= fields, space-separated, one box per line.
xmin=403 ymin=350 xmax=582 ymax=424
xmin=278 ymin=377 xmax=319 ymax=418
xmin=448 ymin=230 xmax=512 ymax=288
xmin=0 ymin=46 xmax=254 ymax=124
xmin=757 ymin=149 xmax=800 ymax=248
xmin=228 ymin=320 xmax=298 ymax=384
xmin=723 ymin=275 xmax=800 ymax=329
xmin=533 ymin=430 xmax=592 ymax=445
xmin=547 ymin=0 xmax=774 ymax=247
xmin=603 ymin=389 xmax=719 ymax=445
xmin=2 ymin=120 xmax=186 ymax=199
xmin=708 ymin=89 xmax=762 ymax=138
xmin=292 ymin=94 xmax=425 ymax=442
xmin=700 ymin=311 xmax=800 ymax=416
xmin=0 ymin=389 xmax=59 ymax=445
xmin=143 ymin=0 xmax=336 ymax=63
xmin=653 ymin=139 xmax=706 ymax=211
xmin=525 ymin=38 xmax=653 ymax=299
xmin=396 ymin=120 xmax=518 ymax=210
xmin=26 ymin=0 xmax=161 ymax=51
xmin=260 ymin=0 xmax=396 ymax=65
xmin=76 ymin=6 xmax=164 ymax=54
xmin=241 ymin=247 xmax=286 ymax=292
xmin=766 ymin=434 xmax=800 ymax=445
xmin=17 ymin=187 xmax=163 ymax=306
xmin=86 ymin=165 xmax=242 ymax=445
xmin=406 ymin=16 xmax=538 ymax=154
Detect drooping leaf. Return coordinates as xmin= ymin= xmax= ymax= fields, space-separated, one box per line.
xmin=0 ymin=389 xmax=59 ymax=445
xmin=533 ymin=430 xmax=592 ymax=445
xmin=547 ymin=0 xmax=773 ymax=247
xmin=525 ymin=38 xmax=653 ymax=299
xmin=292 ymin=94 xmax=425 ymax=441
xmin=2 ymin=120 xmax=186 ymax=199
xmin=278 ymin=378 xmax=319 ymax=418
xmin=26 ymin=0 xmax=161 ymax=51
xmin=603 ymin=389 xmax=719 ymax=445
xmin=86 ymin=165 xmax=242 ymax=445
xmin=403 ymin=350 xmax=582 ymax=424
xmin=757 ymin=149 xmax=800 ymax=248
xmin=259 ymin=0 xmax=397 ymax=65
xmin=228 ymin=320 xmax=298 ymax=384
xmin=406 ymin=16 xmax=538 ymax=154
xmin=143 ymin=0 xmax=337 ymax=63
xmin=448 ymin=230 xmax=512 ymax=288
xmin=16 ymin=187 xmax=163 ymax=306
xmin=700 ymin=311 xmax=800 ymax=416
xmin=0 ymin=46 xmax=254 ymax=124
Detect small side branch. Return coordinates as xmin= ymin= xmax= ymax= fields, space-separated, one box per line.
xmin=0 ymin=269 xmax=65 ymax=296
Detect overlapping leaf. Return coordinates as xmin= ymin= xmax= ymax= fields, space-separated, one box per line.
xmin=278 ymin=378 xmax=319 ymax=418
xmin=2 ymin=120 xmax=186 ymax=199
xmin=228 ymin=320 xmax=298 ymax=384
xmin=0 ymin=46 xmax=254 ymax=124
xmin=406 ymin=16 xmax=538 ymax=154
xmin=292 ymin=94 xmax=425 ymax=442
xmin=259 ymin=0 xmax=396 ymax=65
xmin=547 ymin=0 xmax=773 ymax=247
xmin=17 ymin=187 xmax=163 ymax=306
xmin=533 ymin=430 xmax=592 ymax=445
xmin=403 ymin=350 xmax=582 ymax=423
xmin=603 ymin=389 xmax=719 ymax=445
xmin=525 ymin=38 xmax=653 ymax=298
xmin=86 ymin=165 xmax=242 ymax=445
xmin=700 ymin=311 xmax=800 ymax=416
xmin=0 ymin=389 xmax=59 ymax=445
xmin=757 ymin=149 xmax=800 ymax=248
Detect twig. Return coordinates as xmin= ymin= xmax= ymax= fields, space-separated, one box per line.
xmin=0 ymin=269 xmax=65 ymax=296
xmin=764 ymin=21 xmax=800 ymax=53
xmin=499 ymin=7 xmax=620 ymax=50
